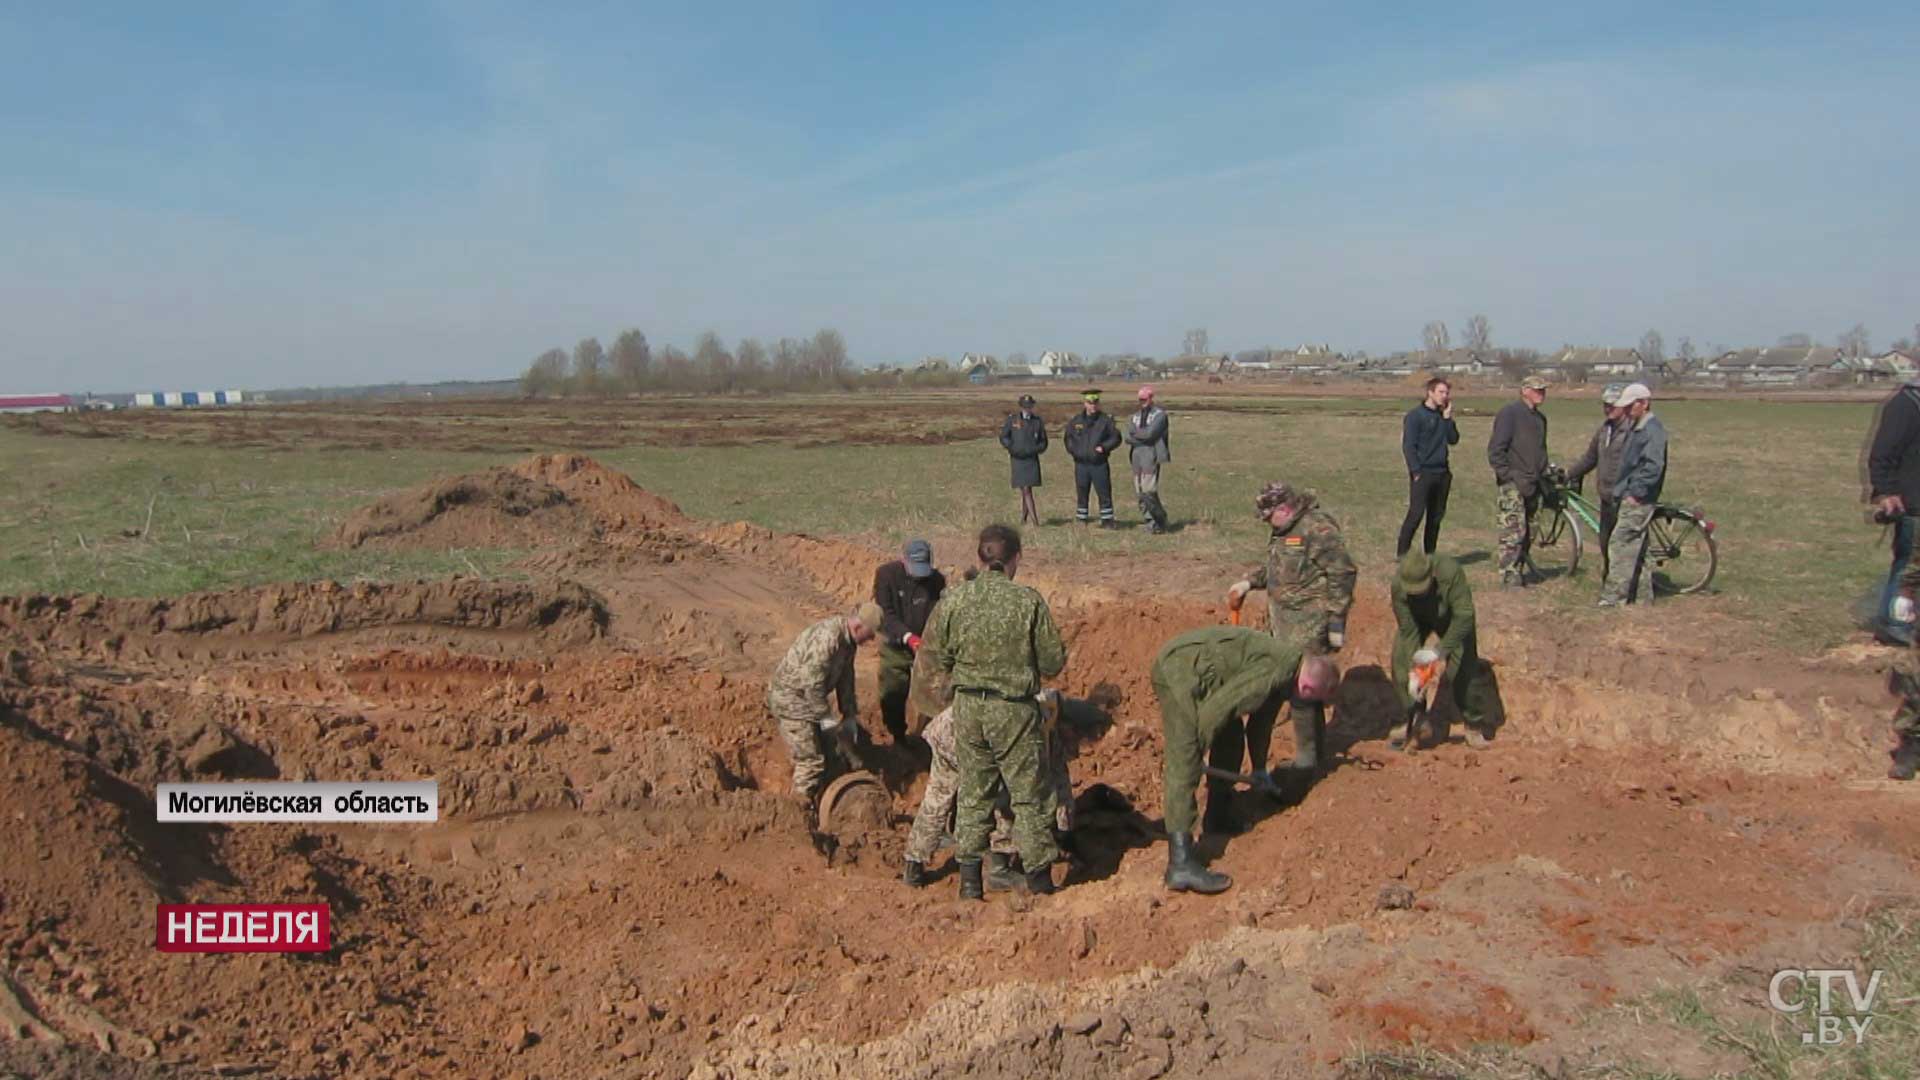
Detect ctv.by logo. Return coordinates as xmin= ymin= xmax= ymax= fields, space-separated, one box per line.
xmin=1768 ymin=969 xmax=1883 ymax=1046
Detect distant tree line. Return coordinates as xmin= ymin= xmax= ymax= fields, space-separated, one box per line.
xmin=520 ymin=328 xmax=860 ymax=396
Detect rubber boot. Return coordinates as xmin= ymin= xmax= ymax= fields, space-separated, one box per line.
xmin=1146 ymin=492 xmax=1169 ymax=534
xmin=902 ymin=860 xmax=929 ymax=888
xmin=957 ymin=859 xmax=985 ymax=901
xmin=1021 ymin=863 xmax=1057 ymax=896
xmin=1164 ymin=833 xmax=1231 ymax=894
xmin=985 ymin=851 xmax=1022 ymax=891
xmin=1201 ymin=783 xmax=1244 ymax=836
xmin=1892 ymin=734 xmax=1920 ymax=781
xmin=1291 ymin=705 xmax=1324 ymax=771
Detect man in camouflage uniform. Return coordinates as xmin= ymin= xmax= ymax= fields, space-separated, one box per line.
xmin=922 ymin=525 xmax=1068 ymax=899
xmin=1488 ymin=375 xmax=1551 ymax=587
xmin=1888 ymin=555 xmax=1920 ymax=779
xmin=1390 ymin=550 xmax=1496 ymax=749
xmin=1224 ymin=481 xmax=1356 ymax=814
xmin=1151 ymin=626 xmax=1340 ymax=894
xmin=903 ymin=690 xmax=1100 ymax=889
xmin=766 ymin=602 xmax=884 ymax=804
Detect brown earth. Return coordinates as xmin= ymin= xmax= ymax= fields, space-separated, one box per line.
xmin=3 ymin=454 xmax=1916 ymax=1079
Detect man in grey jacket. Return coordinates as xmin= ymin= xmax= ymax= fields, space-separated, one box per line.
xmin=1565 ymin=383 xmax=1631 ymax=577
xmin=1599 ymin=383 xmax=1669 ymax=607
xmin=1126 ymin=385 xmax=1172 ymax=534
xmin=1488 ymin=375 xmax=1551 ymax=587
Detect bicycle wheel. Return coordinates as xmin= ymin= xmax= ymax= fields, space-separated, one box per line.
xmin=1648 ymin=507 xmax=1717 ymax=595
xmin=1527 ymin=506 xmax=1582 ymax=581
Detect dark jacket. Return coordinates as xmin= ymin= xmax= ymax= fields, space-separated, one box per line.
xmin=1566 ymin=418 xmax=1629 ymax=498
xmin=1000 ymin=411 xmax=1048 ymax=459
xmin=1402 ymin=403 xmax=1459 ymax=473
xmin=1613 ymin=412 xmax=1669 ymax=503
xmin=1487 ymin=400 xmax=1549 ymax=496
xmin=873 ymin=560 xmax=946 ymax=647
xmin=1063 ymin=409 xmax=1122 ymax=464
xmin=1869 ymin=386 xmax=1920 ymax=509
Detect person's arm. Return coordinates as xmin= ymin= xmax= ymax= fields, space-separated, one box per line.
xmin=1195 ymin=657 xmax=1288 ymax=740
xmin=1444 ymin=415 xmax=1460 ymax=446
xmin=874 ymin=566 xmax=912 ymax=645
xmin=1000 ymin=415 xmax=1016 ymax=452
xmin=1315 ymin=528 xmax=1358 ymax=626
xmin=1623 ymin=423 xmax=1668 ymax=503
xmin=1032 ymin=598 xmax=1067 ymax=680
xmin=1402 ymin=409 xmax=1421 ymax=473
xmin=1436 ymin=572 xmax=1477 ymax=666
xmin=1244 ymin=694 xmax=1282 ymax=775
xmin=1487 ymin=406 xmax=1514 ymax=484
xmin=1098 ymin=416 xmax=1122 ymax=455
xmin=1035 ymin=420 xmax=1048 ymax=456
xmin=1134 ymin=409 xmax=1167 ymax=448
xmin=1869 ymin=395 xmax=1914 ymax=501
xmin=924 ymin=599 xmax=956 ymax=675
xmin=1565 ymin=426 xmax=1601 ymax=485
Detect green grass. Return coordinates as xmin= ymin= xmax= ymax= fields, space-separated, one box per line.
xmin=0 ymin=393 xmax=1890 ymax=649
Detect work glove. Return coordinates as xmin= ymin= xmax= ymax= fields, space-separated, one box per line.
xmin=904 ymin=633 xmax=922 ymax=652
xmin=1227 ymin=581 xmax=1251 ymax=606
xmin=1896 ymin=596 xmax=1916 ymax=624
xmin=1325 ymin=617 xmax=1345 ymax=651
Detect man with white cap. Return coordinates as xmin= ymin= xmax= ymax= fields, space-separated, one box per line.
xmin=1126 ymin=385 xmax=1172 ymax=534
xmin=767 ymin=602 xmax=885 ymax=805
xmin=1565 ymin=383 xmax=1632 ymax=577
xmin=1599 ymin=383 xmax=1668 ymax=607
xmin=1488 ymin=375 xmax=1552 ymax=587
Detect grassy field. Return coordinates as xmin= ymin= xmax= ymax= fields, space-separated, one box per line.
xmin=0 ymin=390 xmax=1890 ymax=650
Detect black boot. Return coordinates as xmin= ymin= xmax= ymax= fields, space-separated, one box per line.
xmin=986 ymin=851 xmax=1022 ymax=891
xmin=1022 ymin=863 xmax=1057 ymax=895
xmin=1201 ymin=783 xmax=1244 ymax=836
xmin=903 ymin=859 xmax=929 ymax=888
xmin=1291 ymin=705 xmax=1325 ymax=772
xmin=958 ymin=859 xmax=984 ymax=900
xmin=1892 ymin=734 xmax=1920 ymax=781
xmin=1164 ymin=833 xmax=1231 ymax=894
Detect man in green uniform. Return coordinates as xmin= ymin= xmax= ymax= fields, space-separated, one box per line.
xmin=1390 ymin=550 xmax=1496 ymax=749
xmin=922 ymin=525 xmax=1068 ymax=899
xmin=1151 ymin=626 xmax=1340 ymax=894
xmin=1226 ymin=481 xmax=1356 ymax=812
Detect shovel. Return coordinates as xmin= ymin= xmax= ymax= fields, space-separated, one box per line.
xmin=1399 ymin=649 xmax=1443 ymax=752
xmin=1203 ymin=765 xmax=1283 ymax=798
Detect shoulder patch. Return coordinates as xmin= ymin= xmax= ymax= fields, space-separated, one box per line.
xmin=1284 ymin=535 xmax=1304 ymax=546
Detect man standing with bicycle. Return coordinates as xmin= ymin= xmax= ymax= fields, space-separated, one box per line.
xmin=1565 ymin=383 xmax=1631 ymax=578
xmin=1489 ymin=375 xmax=1551 ymax=588
xmin=1599 ymin=383 xmax=1668 ymax=607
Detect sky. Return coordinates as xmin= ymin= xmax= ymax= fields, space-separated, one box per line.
xmin=2 ymin=2 xmax=1917 ymax=391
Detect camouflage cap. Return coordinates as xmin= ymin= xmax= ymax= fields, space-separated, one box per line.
xmin=1397 ymin=550 xmax=1436 ymax=594
xmin=1254 ymin=481 xmax=1295 ymax=519
xmin=854 ymin=602 xmax=885 ymax=635
xmin=1520 ymin=375 xmax=1551 ymax=392
xmin=1600 ymin=383 xmax=1626 ymax=405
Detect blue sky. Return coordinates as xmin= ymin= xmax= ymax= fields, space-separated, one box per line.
xmin=2 ymin=2 xmax=1916 ymax=390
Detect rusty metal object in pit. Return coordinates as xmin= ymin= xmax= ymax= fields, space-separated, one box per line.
xmin=816 ymin=770 xmax=892 ymax=836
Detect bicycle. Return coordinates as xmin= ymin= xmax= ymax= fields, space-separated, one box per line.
xmin=1528 ymin=466 xmax=1719 ymax=595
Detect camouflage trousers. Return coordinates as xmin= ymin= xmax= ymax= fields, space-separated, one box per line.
xmin=1892 ymin=641 xmax=1920 ymax=738
xmin=1495 ymin=484 xmax=1538 ymax=581
xmin=1600 ymin=500 xmax=1656 ymax=605
xmin=952 ymin=694 xmax=1059 ymax=869
xmin=774 ymin=711 xmax=834 ymax=800
xmin=904 ymin=728 xmax=1071 ymax=864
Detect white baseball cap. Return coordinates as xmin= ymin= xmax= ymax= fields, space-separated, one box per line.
xmin=1615 ymin=383 xmax=1652 ymax=407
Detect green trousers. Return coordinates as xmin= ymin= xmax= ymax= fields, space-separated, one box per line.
xmin=952 ymin=694 xmax=1059 ymax=869
xmin=878 ymin=644 xmax=915 ymax=740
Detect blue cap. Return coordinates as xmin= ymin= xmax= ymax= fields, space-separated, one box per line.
xmin=904 ymin=539 xmax=934 ymax=578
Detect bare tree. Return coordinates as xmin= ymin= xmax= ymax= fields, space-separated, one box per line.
xmin=658 ymin=345 xmax=692 ymax=388
xmin=809 ymin=328 xmax=849 ymax=381
xmin=572 ymin=337 xmax=607 ymax=395
xmin=1007 ymin=350 xmax=1030 ymax=367
xmin=521 ymin=347 xmax=569 ymax=396
xmin=1838 ymin=323 xmax=1872 ymax=358
xmin=1778 ymin=332 xmax=1812 ymax=348
xmin=772 ymin=338 xmax=804 ymax=382
xmin=694 ymin=331 xmax=734 ymax=390
xmin=1676 ymin=336 xmax=1698 ymax=368
xmin=1182 ymin=328 xmax=1209 ymax=357
xmin=1422 ymin=321 xmax=1451 ymax=356
xmin=1462 ymin=314 xmax=1492 ymax=353
xmin=736 ymin=338 xmax=767 ymax=382
xmin=609 ymin=329 xmax=651 ymax=389
xmin=1638 ymin=330 xmax=1665 ymax=371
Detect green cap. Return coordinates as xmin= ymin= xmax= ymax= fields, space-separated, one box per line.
xmin=1397 ymin=550 xmax=1435 ymax=594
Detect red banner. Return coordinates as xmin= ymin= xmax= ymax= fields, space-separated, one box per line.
xmin=155 ymin=904 xmax=331 ymax=953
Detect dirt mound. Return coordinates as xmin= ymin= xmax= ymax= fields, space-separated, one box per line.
xmin=0 ymin=578 xmax=607 ymax=662
xmin=330 ymin=453 xmax=697 ymax=561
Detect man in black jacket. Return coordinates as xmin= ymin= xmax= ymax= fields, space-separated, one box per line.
xmin=1063 ymin=389 xmax=1123 ymax=528
xmin=1398 ymin=376 xmax=1459 ymax=555
xmin=1000 ymin=395 xmax=1048 ymax=526
xmin=1488 ymin=375 xmax=1551 ymax=587
xmin=1868 ymin=379 xmax=1920 ymax=647
xmin=873 ymin=539 xmax=946 ymax=744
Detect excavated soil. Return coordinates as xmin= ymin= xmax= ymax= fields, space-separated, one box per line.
xmin=3 ymin=454 xmax=1917 ymax=1079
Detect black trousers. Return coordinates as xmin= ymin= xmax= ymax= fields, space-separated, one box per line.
xmin=1396 ymin=470 xmax=1452 ymax=555
xmin=1074 ymin=461 xmax=1115 ymax=520
xmin=1597 ymin=496 xmax=1619 ymax=577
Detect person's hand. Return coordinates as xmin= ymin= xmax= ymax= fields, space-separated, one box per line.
xmin=1227 ymin=581 xmax=1251 ymax=606
xmin=1442 ymin=402 xmax=1454 ymax=420
xmin=1624 ymin=495 xmax=1643 ymax=507
xmin=1897 ymin=596 xmax=1916 ymax=624
xmin=1880 ymin=495 xmax=1907 ymax=517
xmin=904 ymin=633 xmax=922 ymax=652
